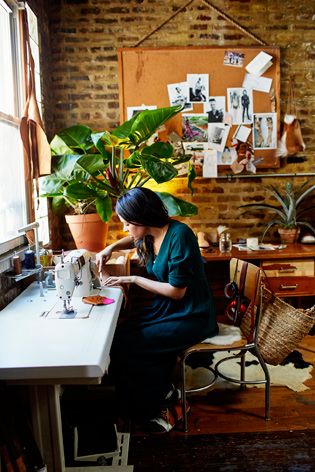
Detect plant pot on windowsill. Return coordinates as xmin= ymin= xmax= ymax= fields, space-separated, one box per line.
xmin=65 ymin=213 xmax=108 ymax=252
xmin=278 ymin=227 xmax=300 ymax=244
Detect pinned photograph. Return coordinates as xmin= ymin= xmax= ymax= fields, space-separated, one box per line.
xmin=182 ymin=114 xmax=208 ymax=142
xmin=167 ymin=82 xmax=192 ymax=111
xmin=187 ymin=74 xmax=209 ymax=102
xmin=253 ymin=113 xmax=277 ymax=150
xmin=217 ymin=147 xmax=237 ymax=165
xmin=224 ymin=51 xmax=245 ymax=67
xmin=127 ymin=105 xmax=157 ymax=121
xmin=227 ymin=88 xmax=253 ymax=125
xmin=208 ymin=123 xmax=230 ymax=152
xmin=203 ymin=96 xmax=225 ymax=123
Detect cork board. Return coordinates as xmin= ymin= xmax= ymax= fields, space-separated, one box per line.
xmin=118 ymin=46 xmax=281 ymax=169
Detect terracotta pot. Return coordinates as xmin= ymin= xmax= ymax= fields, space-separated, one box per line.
xmin=278 ymin=227 xmax=300 ymax=244
xmin=65 ymin=213 xmax=108 ymax=252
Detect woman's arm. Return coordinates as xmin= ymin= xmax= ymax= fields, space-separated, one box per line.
xmin=96 ymin=236 xmax=135 ymax=271
xmin=103 ymin=274 xmax=187 ymax=300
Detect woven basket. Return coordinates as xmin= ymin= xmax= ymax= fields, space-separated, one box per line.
xmin=253 ymin=287 xmax=315 ymax=365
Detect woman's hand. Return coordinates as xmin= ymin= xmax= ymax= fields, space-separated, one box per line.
xmin=102 ymin=275 xmax=136 ymax=287
xmin=95 ymin=247 xmax=113 ymax=272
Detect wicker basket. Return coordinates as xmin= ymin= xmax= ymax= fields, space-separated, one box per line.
xmin=254 ymin=287 xmax=315 ymax=365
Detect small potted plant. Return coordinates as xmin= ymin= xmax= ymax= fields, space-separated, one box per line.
xmin=239 ymin=180 xmax=315 ymax=243
xmin=41 ymin=105 xmax=197 ymax=250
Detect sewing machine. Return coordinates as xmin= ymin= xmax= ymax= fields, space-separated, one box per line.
xmin=55 ymin=249 xmax=96 ymax=315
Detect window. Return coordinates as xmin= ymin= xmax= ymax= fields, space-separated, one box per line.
xmin=0 ymin=0 xmax=48 ymax=254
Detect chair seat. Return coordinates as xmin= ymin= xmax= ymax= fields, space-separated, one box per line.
xmin=182 ymin=335 xmax=248 ymax=357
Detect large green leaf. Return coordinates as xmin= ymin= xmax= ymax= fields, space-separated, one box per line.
xmin=157 ymin=192 xmax=198 ymax=217
xmin=64 ymin=183 xmax=98 ymax=200
xmin=55 ymin=125 xmax=93 ymax=151
xmin=40 ymin=175 xmax=65 ymax=196
xmin=77 ymin=154 xmax=106 ymax=175
xmin=53 ymin=154 xmax=82 ymax=178
xmin=141 ymin=142 xmax=173 ymax=159
xmin=112 ymin=105 xmax=182 ymax=146
xmin=50 ymin=135 xmax=73 ymax=156
xmin=96 ymin=195 xmax=113 ymax=222
xmin=140 ymin=156 xmax=178 ymax=183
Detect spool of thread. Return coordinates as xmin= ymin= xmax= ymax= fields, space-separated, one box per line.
xmin=12 ymin=252 xmax=22 ymax=275
xmin=24 ymin=248 xmax=36 ymax=269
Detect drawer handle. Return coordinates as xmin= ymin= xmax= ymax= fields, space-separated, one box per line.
xmin=279 ymin=284 xmax=298 ymax=290
xmin=278 ymin=268 xmax=296 ymax=273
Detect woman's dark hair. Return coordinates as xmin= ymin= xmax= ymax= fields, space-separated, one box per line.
xmin=116 ymin=187 xmax=169 ymax=265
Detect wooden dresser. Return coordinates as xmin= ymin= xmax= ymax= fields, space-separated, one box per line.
xmin=201 ymin=244 xmax=315 ymax=310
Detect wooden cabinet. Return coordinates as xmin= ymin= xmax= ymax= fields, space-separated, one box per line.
xmin=201 ymin=244 xmax=315 ymax=308
xmin=261 ymin=258 xmax=315 ymax=297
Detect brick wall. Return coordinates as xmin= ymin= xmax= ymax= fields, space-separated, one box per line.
xmin=45 ymin=0 xmax=315 ymax=248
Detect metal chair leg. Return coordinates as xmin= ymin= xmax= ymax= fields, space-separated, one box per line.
xmin=180 ymin=357 xmax=188 ymax=432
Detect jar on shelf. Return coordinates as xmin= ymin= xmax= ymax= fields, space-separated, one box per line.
xmin=219 ymin=231 xmax=232 ymax=253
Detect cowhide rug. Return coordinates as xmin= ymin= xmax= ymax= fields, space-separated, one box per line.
xmin=186 ymin=324 xmax=313 ymax=393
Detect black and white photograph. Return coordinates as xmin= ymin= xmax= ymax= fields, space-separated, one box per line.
xmin=253 ymin=113 xmax=277 ymax=150
xmin=208 ymin=123 xmax=230 ymax=152
xmin=227 ymin=88 xmax=253 ymax=125
xmin=167 ymin=81 xmax=192 ymax=111
xmin=224 ymin=50 xmax=245 ymax=67
xmin=127 ymin=105 xmax=157 ymax=121
xmin=182 ymin=114 xmax=208 ymax=142
xmin=187 ymin=74 xmax=209 ymax=102
xmin=203 ymin=96 xmax=225 ymax=123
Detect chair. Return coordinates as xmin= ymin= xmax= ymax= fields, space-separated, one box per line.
xmin=178 ymin=258 xmax=270 ymax=432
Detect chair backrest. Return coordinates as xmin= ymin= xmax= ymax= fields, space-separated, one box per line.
xmin=229 ymin=258 xmax=263 ymax=342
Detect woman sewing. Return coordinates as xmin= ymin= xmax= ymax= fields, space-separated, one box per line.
xmin=96 ymin=187 xmax=217 ymax=433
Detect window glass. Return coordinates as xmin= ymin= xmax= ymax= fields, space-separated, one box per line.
xmin=0 ymin=119 xmax=27 ymax=243
xmin=0 ymin=2 xmax=15 ymax=115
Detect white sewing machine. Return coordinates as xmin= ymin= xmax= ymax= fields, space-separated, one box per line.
xmin=55 ymin=249 xmax=96 ymax=315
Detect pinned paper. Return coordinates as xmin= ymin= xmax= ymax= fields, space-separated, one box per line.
xmin=245 ymin=51 xmax=273 ymax=77
xmin=233 ymin=125 xmax=251 ymax=143
xmin=242 ymin=73 xmax=272 ymax=93
xmin=202 ymin=150 xmax=218 ymax=177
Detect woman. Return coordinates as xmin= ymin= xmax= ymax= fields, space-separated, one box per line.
xmin=96 ymin=188 xmax=217 ymax=433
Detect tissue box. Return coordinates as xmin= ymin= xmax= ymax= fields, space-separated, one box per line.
xmin=105 ymin=250 xmax=130 ymax=277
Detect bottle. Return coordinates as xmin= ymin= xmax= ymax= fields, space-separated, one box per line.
xmin=219 ymin=231 xmax=232 ymax=253
xmin=12 ymin=252 xmax=22 ymax=275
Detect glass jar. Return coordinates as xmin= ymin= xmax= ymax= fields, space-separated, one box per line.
xmin=219 ymin=232 xmax=232 ymax=253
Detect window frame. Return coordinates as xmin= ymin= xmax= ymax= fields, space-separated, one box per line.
xmin=0 ymin=0 xmax=42 ymax=258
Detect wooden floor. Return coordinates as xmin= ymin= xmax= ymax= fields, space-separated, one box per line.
xmin=128 ymin=335 xmax=315 ymax=471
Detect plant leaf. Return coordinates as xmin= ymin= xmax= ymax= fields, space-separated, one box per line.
xmin=55 ymin=125 xmax=93 ymax=151
xmin=140 ymin=156 xmax=178 ymax=183
xmin=157 ymin=192 xmax=198 ymax=217
xmin=95 ymin=195 xmax=113 ymax=222
xmin=141 ymin=142 xmax=174 ymax=159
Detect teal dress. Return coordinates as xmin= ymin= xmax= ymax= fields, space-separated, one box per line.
xmin=110 ymin=220 xmax=217 ymax=419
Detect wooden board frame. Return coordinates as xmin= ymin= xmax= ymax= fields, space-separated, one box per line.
xmin=118 ymin=46 xmax=281 ymax=170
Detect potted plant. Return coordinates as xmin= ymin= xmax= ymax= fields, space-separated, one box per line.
xmin=41 ymin=105 xmax=197 ymax=251
xmin=239 ymin=180 xmax=315 ymax=243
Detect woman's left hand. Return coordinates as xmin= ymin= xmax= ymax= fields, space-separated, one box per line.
xmin=102 ymin=275 xmax=135 ymax=287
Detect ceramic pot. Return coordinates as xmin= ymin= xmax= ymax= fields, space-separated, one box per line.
xmin=65 ymin=213 xmax=108 ymax=252
xmin=278 ymin=227 xmax=300 ymax=244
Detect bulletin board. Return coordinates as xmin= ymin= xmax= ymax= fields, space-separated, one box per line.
xmin=118 ymin=46 xmax=281 ymax=170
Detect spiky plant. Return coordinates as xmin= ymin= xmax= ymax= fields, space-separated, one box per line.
xmin=239 ymin=180 xmax=315 ymax=241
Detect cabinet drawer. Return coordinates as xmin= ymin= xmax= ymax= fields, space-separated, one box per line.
xmin=261 ymin=258 xmax=314 ymax=277
xmin=266 ymin=276 xmax=315 ymax=297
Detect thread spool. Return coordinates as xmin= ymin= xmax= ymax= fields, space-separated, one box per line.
xmin=12 ymin=252 xmax=22 ymax=275
xmin=24 ymin=247 xmax=36 ymax=269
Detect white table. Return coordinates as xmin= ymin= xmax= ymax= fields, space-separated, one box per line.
xmin=0 ymin=282 xmax=123 ymax=471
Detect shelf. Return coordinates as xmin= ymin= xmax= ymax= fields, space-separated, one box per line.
xmin=4 ymin=264 xmax=43 ymax=282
